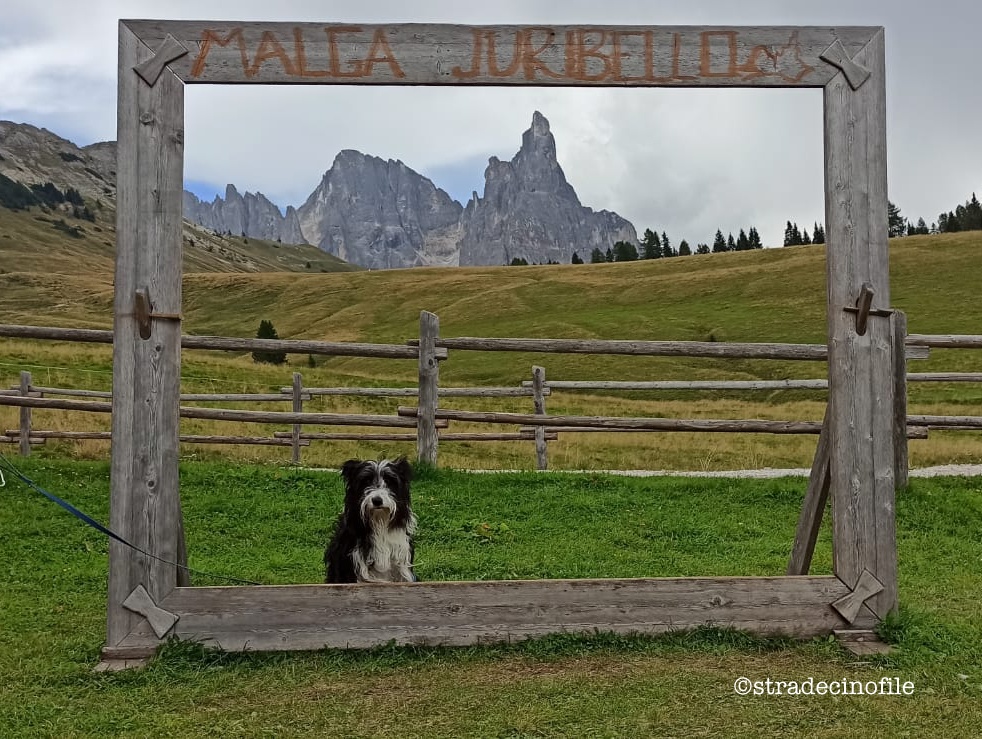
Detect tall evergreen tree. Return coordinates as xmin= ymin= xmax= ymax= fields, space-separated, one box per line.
xmin=590 ymin=247 xmax=605 ymax=263
xmin=678 ymin=239 xmax=691 ymax=256
xmin=812 ymin=222 xmax=825 ymax=244
xmin=660 ymin=231 xmax=673 ymax=258
xmin=571 ymin=252 xmax=583 ymax=264
xmin=696 ymin=243 xmax=710 ymax=255
xmin=915 ymin=217 xmax=929 ymax=235
xmin=801 ymin=229 xmax=811 ymax=245
xmin=748 ymin=226 xmax=763 ymax=249
xmin=784 ymin=221 xmax=796 ymax=247
xmin=887 ymin=200 xmax=905 ymax=237
xmin=957 ymin=193 xmax=982 ymax=230
xmin=727 ymin=233 xmax=736 ymax=251
xmin=641 ymin=228 xmax=662 ymax=259
xmin=712 ymin=229 xmax=727 ymax=253
xmin=613 ymin=241 xmax=639 ymax=261
xmin=736 ymin=229 xmax=749 ymax=251
xmin=252 ymin=320 xmax=287 ymax=365
xmin=605 ymin=247 xmax=614 ymax=262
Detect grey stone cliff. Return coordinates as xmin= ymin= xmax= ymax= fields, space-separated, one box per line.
xmin=183 ymin=185 xmax=304 ymax=244
xmin=295 ymin=150 xmax=463 ymax=269
xmin=457 ymin=111 xmax=638 ymax=266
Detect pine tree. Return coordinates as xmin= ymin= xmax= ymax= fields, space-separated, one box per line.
xmin=736 ymin=229 xmax=749 ymax=251
xmin=678 ymin=239 xmax=691 ymax=256
xmin=784 ymin=221 xmax=796 ymax=247
xmin=915 ymin=217 xmax=929 ymax=235
xmin=641 ymin=228 xmax=662 ymax=259
xmin=613 ymin=241 xmax=639 ymax=261
xmin=712 ymin=229 xmax=727 ymax=253
xmin=801 ymin=229 xmax=811 ymax=245
xmin=661 ymin=231 xmax=673 ymax=258
xmin=887 ymin=200 xmax=905 ymax=237
xmin=252 ymin=320 xmax=287 ymax=365
xmin=748 ymin=226 xmax=763 ymax=249
xmin=605 ymin=247 xmax=614 ymax=262
xmin=571 ymin=252 xmax=583 ymax=264
xmin=791 ymin=223 xmax=802 ymax=245
xmin=727 ymin=233 xmax=736 ymax=251
xmin=812 ymin=222 xmax=825 ymax=244
xmin=696 ymin=243 xmax=710 ymax=255
xmin=959 ymin=193 xmax=982 ymax=230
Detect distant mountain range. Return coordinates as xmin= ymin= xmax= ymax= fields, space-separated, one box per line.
xmin=0 ymin=113 xmax=638 ymax=269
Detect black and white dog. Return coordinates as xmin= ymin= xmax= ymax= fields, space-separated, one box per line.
xmin=324 ymin=458 xmax=417 ymax=584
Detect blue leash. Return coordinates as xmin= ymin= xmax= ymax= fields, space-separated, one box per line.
xmin=0 ymin=452 xmax=260 ymax=585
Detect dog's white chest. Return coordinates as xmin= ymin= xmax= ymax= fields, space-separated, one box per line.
xmin=362 ymin=525 xmax=414 ymax=582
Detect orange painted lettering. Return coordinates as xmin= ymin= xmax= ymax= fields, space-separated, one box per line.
xmin=571 ymin=30 xmax=613 ymax=81
xmin=247 ymin=31 xmax=297 ymax=77
xmin=451 ymin=29 xmax=483 ymax=78
xmin=294 ymin=27 xmax=329 ymax=77
xmin=190 ymin=29 xmax=250 ymax=78
xmin=672 ymin=32 xmax=698 ymax=81
xmin=362 ymin=28 xmax=405 ymax=78
xmin=611 ymin=30 xmax=654 ymax=82
xmin=519 ymin=27 xmax=563 ymax=81
xmin=326 ymin=26 xmax=365 ymax=77
xmin=486 ymin=31 xmax=522 ymax=77
xmin=700 ymin=31 xmax=739 ymax=77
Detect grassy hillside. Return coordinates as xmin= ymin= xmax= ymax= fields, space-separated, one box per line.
xmin=1 ymin=232 xmax=980 ymax=469
xmin=0 ymin=202 xmax=358 ymax=275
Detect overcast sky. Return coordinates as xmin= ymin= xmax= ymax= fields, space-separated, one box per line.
xmin=1 ymin=1 xmax=978 ymax=248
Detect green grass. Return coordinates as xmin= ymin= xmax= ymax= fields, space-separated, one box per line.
xmin=1 ymin=458 xmax=980 ymax=736
xmin=2 ymin=232 xmax=981 ymax=471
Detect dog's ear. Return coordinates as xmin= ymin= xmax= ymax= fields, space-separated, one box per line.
xmin=392 ymin=456 xmax=413 ymax=482
xmin=340 ymin=459 xmax=363 ymax=485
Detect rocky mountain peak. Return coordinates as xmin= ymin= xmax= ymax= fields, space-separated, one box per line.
xmin=296 ymin=150 xmax=463 ymax=269
xmin=457 ymin=112 xmax=635 ymax=265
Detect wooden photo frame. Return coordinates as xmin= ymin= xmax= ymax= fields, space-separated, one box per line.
xmin=105 ymin=22 xmax=894 ymax=661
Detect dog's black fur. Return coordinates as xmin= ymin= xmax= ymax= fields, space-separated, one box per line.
xmin=324 ymin=457 xmax=416 ymax=583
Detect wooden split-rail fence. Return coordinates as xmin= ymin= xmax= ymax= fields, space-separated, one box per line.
xmin=1 ymin=318 xmax=980 ymax=472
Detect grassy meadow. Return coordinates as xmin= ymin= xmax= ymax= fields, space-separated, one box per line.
xmin=1 ymin=232 xmax=981 ymax=735
xmin=1 ymin=231 xmax=980 ymax=470
xmin=0 ymin=459 xmax=979 ymax=736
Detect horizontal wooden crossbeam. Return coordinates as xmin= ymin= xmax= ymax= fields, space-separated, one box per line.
xmin=114 ymin=575 xmax=865 ymax=652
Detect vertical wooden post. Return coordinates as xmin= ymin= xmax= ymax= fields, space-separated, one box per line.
xmin=824 ymin=29 xmax=897 ymax=619
xmin=531 ymin=365 xmax=548 ymax=470
xmin=417 ymin=311 xmax=439 ymax=466
xmin=291 ymin=372 xmax=303 ymax=465
xmin=18 ymin=371 xmax=31 ymax=457
xmin=787 ymin=408 xmax=831 ymax=575
xmin=107 ymin=23 xmax=185 ymax=650
xmin=892 ymin=312 xmax=909 ymax=490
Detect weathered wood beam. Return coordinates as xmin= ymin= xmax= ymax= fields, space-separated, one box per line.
xmin=399 ymin=406 xmax=823 ymax=434
xmin=824 ymin=29 xmax=896 ymax=619
xmin=115 ymin=575 xmax=863 ymax=652
xmin=122 ymin=21 xmax=878 ymax=88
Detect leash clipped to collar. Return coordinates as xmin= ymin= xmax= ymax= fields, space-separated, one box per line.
xmin=0 ymin=452 xmax=260 ymax=586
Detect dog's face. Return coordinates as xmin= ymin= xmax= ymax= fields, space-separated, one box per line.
xmin=341 ymin=457 xmax=413 ymax=528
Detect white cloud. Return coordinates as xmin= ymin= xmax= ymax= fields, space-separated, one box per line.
xmin=1 ymin=0 xmax=979 ymax=248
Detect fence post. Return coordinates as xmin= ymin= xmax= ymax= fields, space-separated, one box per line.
xmin=892 ymin=312 xmax=909 ymax=489
xmin=291 ymin=372 xmax=303 ymax=465
xmin=19 ymin=371 xmax=32 ymax=457
xmin=532 ymin=365 xmax=548 ymax=470
xmin=417 ymin=311 xmax=440 ymax=466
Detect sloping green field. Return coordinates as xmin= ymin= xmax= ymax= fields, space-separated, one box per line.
xmin=1 ymin=232 xmax=980 ymax=470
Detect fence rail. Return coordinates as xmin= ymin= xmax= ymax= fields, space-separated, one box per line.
xmin=1 ymin=319 xmax=979 ymax=469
